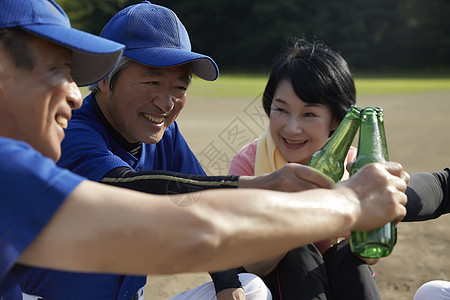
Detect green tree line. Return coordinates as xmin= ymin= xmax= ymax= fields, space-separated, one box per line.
xmin=57 ymin=0 xmax=450 ymax=74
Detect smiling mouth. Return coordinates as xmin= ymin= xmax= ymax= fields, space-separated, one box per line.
xmin=283 ymin=138 xmax=307 ymax=146
xmin=141 ymin=113 xmax=164 ymax=124
xmin=56 ymin=115 xmax=68 ymax=129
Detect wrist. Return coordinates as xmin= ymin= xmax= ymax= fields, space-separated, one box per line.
xmin=237 ymin=175 xmax=266 ymax=189
xmin=332 ymin=184 xmax=361 ymax=231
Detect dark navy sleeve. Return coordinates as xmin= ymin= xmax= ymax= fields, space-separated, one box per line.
xmin=404 ymin=168 xmax=450 ymax=221
xmin=210 ymin=269 xmax=243 ymax=293
xmin=101 ymin=167 xmax=239 ymax=194
xmin=0 ymin=138 xmax=84 ymax=297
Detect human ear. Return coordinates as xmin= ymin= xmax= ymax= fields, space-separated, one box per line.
xmin=98 ymin=78 xmax=110 ymax=93
xmin=330 ymin=117 xmax=340 ymax=131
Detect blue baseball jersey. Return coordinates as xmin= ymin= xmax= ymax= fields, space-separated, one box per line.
xmin=0 ymin=137 xmax=84 ymax=298
xmin=19 ymin=93 xmax=205 ymax=300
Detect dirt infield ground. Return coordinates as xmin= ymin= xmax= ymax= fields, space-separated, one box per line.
xmin=145 ymin=90 xmax=450 ymax=299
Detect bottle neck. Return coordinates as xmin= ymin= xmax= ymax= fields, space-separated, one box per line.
xmin=321 ymin=108 xmax=360 ymax=159
xmin=357 ymin=110 xmax=384 ymax=158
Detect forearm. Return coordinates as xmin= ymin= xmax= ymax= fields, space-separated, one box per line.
xmin=102 ymin=164 xmax=330 ymax=195
xmin=404 ymin=168 xmax=450 ymax=221
xmin=18 ymin=181 xmax=359 ymax=275
xmin=237 ymin=163 xmax=335 ymax=191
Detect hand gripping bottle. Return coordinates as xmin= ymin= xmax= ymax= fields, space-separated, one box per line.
xmin=307 ymin=105 xmax=361 ymax=183
xmin=349 ymin=107 xmax=396 ymax=258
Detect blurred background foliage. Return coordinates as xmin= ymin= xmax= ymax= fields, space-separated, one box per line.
xmin=56 ymin=0 xmax=450 ymax=75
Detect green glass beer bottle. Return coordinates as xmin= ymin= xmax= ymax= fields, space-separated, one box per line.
xmin=349 ymin=107 xmax=396 ymax=258
xmin=307 ymin=105 xmax=361 ymax=183
xmin=375 ymin=106 xmax=397 ymax=246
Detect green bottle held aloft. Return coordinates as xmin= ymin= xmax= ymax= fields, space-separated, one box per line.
xmin=307 ymin=105 xmax=361 ymax=183
xmin=349 ymin=107 xmax=396 ymax=258
xmin=375 ymin=106 xmax=397 ymax=247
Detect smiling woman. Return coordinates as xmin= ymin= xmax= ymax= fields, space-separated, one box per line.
xmin=268 ymin=79 xmax=338 ymax=165
xmin=229 ymin=39 xmax=356 ymax=176
xmin=227 ymin=39 xmax=384 ymax=299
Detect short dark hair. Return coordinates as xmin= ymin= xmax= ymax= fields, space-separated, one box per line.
xmin=262 ymin=39 xmax=356 ymax=122
xmin=0 ymin=28 xmax=35 ymax=70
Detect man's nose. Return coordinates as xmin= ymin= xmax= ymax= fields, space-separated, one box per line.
xmin=152 ymin=92 xmax=174 ymax=113
xmin=67 ymin=81 xmax=82 ymax=109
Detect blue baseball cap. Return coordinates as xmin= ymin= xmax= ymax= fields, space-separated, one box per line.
xmin=100 ymin=1 xmax=219 ymax=81
xmin=0 ymin=0 xmax=124 ymax=86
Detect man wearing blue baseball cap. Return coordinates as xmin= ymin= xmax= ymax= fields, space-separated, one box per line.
xmin=0 ymin=0 xmax=410 ymax=299
xmin=18 ymin=2 xmax=269 ymax=300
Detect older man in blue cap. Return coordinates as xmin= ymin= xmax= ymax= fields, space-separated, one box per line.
xmin=18 ymin=1 xmax=270 ymax=300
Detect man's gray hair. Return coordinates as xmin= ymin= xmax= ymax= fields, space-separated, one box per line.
xmin=89 ymin=56 xmax=133 ymax=93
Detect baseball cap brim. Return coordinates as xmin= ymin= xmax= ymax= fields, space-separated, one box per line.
xmin=124 ymin=47 xmax=219 ymax=81
xmin=23 ymin=24 xmax=124 ymax=86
